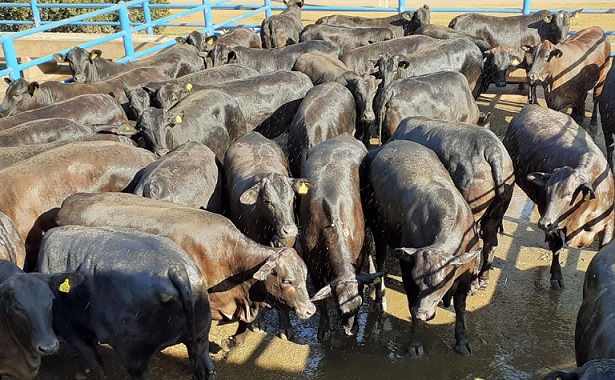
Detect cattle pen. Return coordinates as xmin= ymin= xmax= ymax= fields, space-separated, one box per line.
xmin=0 ymin=1 xmax=614 ymax=380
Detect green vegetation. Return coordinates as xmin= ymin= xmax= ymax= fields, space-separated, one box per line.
xmin=0 ymin=0 xmax=170 ymax=33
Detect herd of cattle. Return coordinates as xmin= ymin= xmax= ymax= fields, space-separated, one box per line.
xmin=0 ymin=1 xmax=615 ymax=379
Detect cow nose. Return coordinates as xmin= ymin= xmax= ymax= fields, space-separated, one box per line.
xmin=74 ymin=74 xmax=86 ymax=83
xmin=528 ymin=73 xmax=538 ymax=82
xmin=538 ymin=217 xmax=556 ymax=232
xmin=37 ymin=339 xmax=59 ymax=355
xmin=154 ymin=148 xmax=169 ymax=157
xmin=496 ymin=80 xmax=507 ymax=87
xmin=296 ymin=301 xmax=316 ymax=320
xmin=362 ymin=111 xmax=376 ymax=122
xmin=279 ymin=225 xmax=298 ymax=238
xmin=412 ymin=308 xmax=436 ymax=322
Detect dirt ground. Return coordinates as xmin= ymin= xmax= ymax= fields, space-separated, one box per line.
xmin=9 ymin=1 xmax=615 ymax=380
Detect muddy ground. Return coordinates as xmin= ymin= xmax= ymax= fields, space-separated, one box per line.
xmin=32 ymin=82 xmax=611 ymax=380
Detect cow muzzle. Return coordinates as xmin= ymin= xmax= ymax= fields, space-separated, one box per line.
xmin=495 ymin=80 xmax=507 ymax=87
xmin=154 ymin=148 xmax=170 ymax=157
xmin=362 ymin=111 xmax=376 ymax=122
xmin=538 ymin=217 xmax=558 ymax=233
xmin=412 ymin=307 xmax=436 ymax=322
xmin=295 ymin=301 xmax=316 ymax=320
xmin=74 ymin=74 xmax=87 ymax=83
xmin=528 ymin=73 xmax=539 ymax=83
xmin=36 ymin=339 xmax=59 ymax=355
xmin=273 ymin=225 xmax=298 ymax=247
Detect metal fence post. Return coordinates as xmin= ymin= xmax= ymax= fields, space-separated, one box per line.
xmin=143 ymin=1 xmax=154 ymax=35
xmin=118 ymin=2 xmax=135 ymax=61
xmin=202 ymin=0 xmax=213 ymax=33
xmin=264 ymin=0 xmax=272 ymax=18
xmin=30 ymin=0 xmax=42 ymax=27
xmin=2 ymin=36 xmax=21 ymax=79
xmin=398 ymin=0 xmax=406 ymax=13
xmin=522 ymin=0 xmax=531 ymax=15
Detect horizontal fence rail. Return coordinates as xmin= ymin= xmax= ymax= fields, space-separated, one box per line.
xmin=0 ymin=0 xmax=613 ymax=79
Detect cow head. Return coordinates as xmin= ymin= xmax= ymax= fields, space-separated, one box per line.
xmin=0 ymin=78 xmax=41 ymax=118
xmin=124 ymin=85 xmax=152 ymax=118
xmin=392 ymin=247 xmax=480 ymax=321
xmin=541 ymin=9 xmax=582 ymax=44
xmin=542 ymin=359 xmax=615 ymax=380
xmin=240 ymin=174 xmax=313 ymax=247
xmin=526 ymin=40 xmax=563 ymax=84
xmin=53 ymin=47 xmax=101 ymax=83
xmin=155 ymin=82 xmax=192 ymax=111
xmin=527 ymin=167 xmax=596 ymax=236
xmin=346 ymin=74 xmax=381 ymax=125
xmin=401 ymin=4 xmax=430 ymax=35
xmin=137 ymin=107 xmax=184 ymax=156
xmin=209 ymin=44 xmax=234 ymax=67
xmin=369 ymin=54 xmax=409 ymax=88
xmin=0 ymin=268 xmax=83 ymax=356
xmin=253 ymin=248 xmax=315 ymax=319
xmin=182 ymin=31 xmax=207 ymax=52
xmin=284 ymin=0 xmax=304 ymax=8
xmin=483 ymin=47 xmax=524 ymax=87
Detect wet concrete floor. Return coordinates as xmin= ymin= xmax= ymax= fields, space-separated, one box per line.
xmin=37 ymin=85 xmax=600 ymax=379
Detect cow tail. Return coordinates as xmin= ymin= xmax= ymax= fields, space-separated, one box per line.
xmin=168 ymin=266 xmax=198 ymax=345
xmin=375 ymin=90 xmax=387 ymax=145
xmin=484 ymin=145 xmax=506 ymax=199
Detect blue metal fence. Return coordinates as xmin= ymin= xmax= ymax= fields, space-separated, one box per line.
xmin=0 ymin=0 xmax=613 ymax=79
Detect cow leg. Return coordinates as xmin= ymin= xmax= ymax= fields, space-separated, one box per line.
xmin=528 ymin=84 xmax=538 ymax=105
xmin=546 ymin=233 xmax=565 ymax=290
xmin=186 ymin=339 xmax=216 ymax=380
xmin=589 ymin=93 xmax=600 ymax=135
xmin=221 ymin=322 xmax=250 ymax=351
xmin=373 ymin=235 xmax=387 ymax=312
xmin=317 ymin=299 xmax=332 ymax=342
xmin=248 ymin=311 xmax=266 ymax=333
xmin=65 ymin=335 xmax=106 ymax=380
xmin=453 ymin=277 xmax=472 ymax=356
xmin=604 ymin=127 xmax=614 ymax=171
xmin=278 ymin=310 xmax=294 ymax=341
xmin=572 ymin=97 xmax=590 ymax=135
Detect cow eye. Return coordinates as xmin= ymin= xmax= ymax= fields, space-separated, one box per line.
xmin=282 ymin=279 xmax=293 ymax=286
xmin=12 ymin=305 xmax=25 ymax=313
xmin=13 ymin=93 xmax=21 ymax=99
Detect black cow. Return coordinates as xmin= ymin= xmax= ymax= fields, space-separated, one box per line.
xmin=543 ymin=359 xmax=615 ymax=380
xmin=389 ymin=117 xmax=515 ymax=290
xmin=181 ymin=28 xmax=261 ymax=57
xmin=414 ymin=24 xmax=491 ymax=51
xmin=300 ymin=24 xmax=394 ymax=52
xmin=364 ymin=140 xmax=481 ymax=356
xmin=370 ymin=38 xmax=484 ymax=98
xmin=0 ymin=94 xmax=126 ymax=129
xmin=503 ymin=104 xmax=615 ymax=289
xmin=136 ymin=88 xmax=247 ymax=160
xmin=0 ymin=68 xmax=169 ymax=118
xmin=37 ymin=226 xmax=215 ymax=380
xmin=210 ymin=40 xmax=341 ymax=73
xmin=55 ymin=192 xmax=320 ymax=350
xmin=300 ymin=134 xmax=381 ymax=340
xmin=261 ymin=0 xmax=304 ymax=48
xmin=340 ymin=35 xmax=440 ymax=75
xmin=375 ymin=71 xmax=482 ymax=142
xmin=288 ymin=83 xmax=356 ymax=177
xmin=316 ymin=5 xmax=431 ymax=38
xmin=225 ymin=131 xmax=311 ymax=249
xmin=0 ymin=118 xmax=97 ymax=147
xmin=0 ymin=260 xmax=82 ymax=380
xmin=481 ymin=46 xmax=525 ymax=90
xmin=599 ymin=58 xmax=615 ymax=169
xmin=133 ymin=142 xmax=224 ymax=213
xmin=53 ymin=44 xmax=205 ymax=83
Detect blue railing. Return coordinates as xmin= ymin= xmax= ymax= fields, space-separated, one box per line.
xmin=0 ymin=0 xmax=613 ymax=79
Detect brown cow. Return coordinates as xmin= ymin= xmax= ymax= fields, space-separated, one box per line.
xmin=55 ymin=192 xmax=322 ymax=350
xmin=503 ymin=105 xmax=615 ymax=289
xmin=0 ymin=141 xmax=155 ymax=269
xmin=527 ymin=26 xmax=611 ymax=137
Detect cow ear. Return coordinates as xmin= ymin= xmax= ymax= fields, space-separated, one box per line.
xmin=89 ymin=49 xmax=102 ymax=63
xmin=205 ymin=36 xmax=218 ymax=46
xmin=571 ymin=9 xmax=582 ymax=18
xmin=47 ymin=273 xmax=85 ymax=295
xmin=240 ymin=184 xmax=260 ymax=205
xmin=175 ymin=36 xmax=187 ymax=45
xmin=142 ymin=86 xmax=156 ymax=99
xmin=392 ymin=247 xmax=419 ymax=262
xmin=401 ymin=12 xmax=412 ymax=20
xmin=550 ymin=49 xmax=563 ymax=59
xmin=293 ymin=179 xmax=314 ymax=195
xmin=578 ymin=183 xmax=596 ymax=201
xmin=227 ymin=51 xmax=238 ymax=63
xmin=253 ymin=258 xmax=276 ymax=281
xmin=520 ymin=45 xmax=534 ymax=53
xmin=3 ymin=78 xmax=12 ymax=85
xmin=27 ymin=82 xmax=39 ymax=96
xmin=543 ymin=14 xmax=554 ymax=23
xmin=450 ymin=248 xmax=481 ymax=266
xmin=526 ymin=172 xmax=552 ymax=188
xmin=52 ymin=53 xmax=66 ymax=63
xmin=310 ymin=284 xmax=332 ymax=302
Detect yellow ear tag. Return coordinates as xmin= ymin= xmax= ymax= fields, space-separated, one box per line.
xmin=59 ymin=279 xmax=71 ymax=293
xmin=574 ymin=13 xmax=580 ymax=18
xmin=185 ymin=83 xmax=193 ymax=91
xmin=400 ymin=66 xmax=406 ymax=71
xmin=511 ymin=58 xmax=520 ymax=66
xmin=298 ymin=183 xmax=309 ymax=194
xmin=175 ymin=115 xmax=183 ymax=124
xmin=207 ymin=38 xmax=214 ymax=45
xmin=584 ymin=192 xmax=591 ymax=201
xmin=373 ymin=277 xmax=382 ymax=285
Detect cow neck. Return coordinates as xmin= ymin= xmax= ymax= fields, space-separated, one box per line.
xmin=321 ymin=224 xmax=358 ymax=281
xmin=0 ymin=302 xmax=41 ymax=377
xmin=37 ymin=85 xmax=57 ymax=108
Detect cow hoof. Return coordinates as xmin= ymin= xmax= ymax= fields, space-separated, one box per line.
xmin=455 ymin=342 xmax=473 ymax=356
xmin=75 ymin=369 xmax=92 ymax=380
xmin=317 ymin=329 xmax=332 ymax=342
xmin=408 ymin=344 xmax=424 ymax=358
xmin=550 ymin=279 xmax=565 ymax=290
xmin=249 ymin=321 xmax=266 ymax=333
xmin=479 ymin=278 xmax=489 ymax=290
xmin=220 ymin=337 xmax=241 ymax=352
xmin=278 ymin=328 xmax=295 ymax=341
